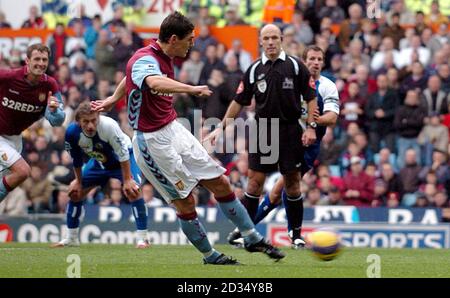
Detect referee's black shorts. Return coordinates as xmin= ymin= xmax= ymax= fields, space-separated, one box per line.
xmin=248 ymin=121 xmax=304 ymax=175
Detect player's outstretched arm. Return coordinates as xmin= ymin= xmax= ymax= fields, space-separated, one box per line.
xmin=91 ymin=77 xmax=126 ymax=112
xmin=145 ymin=75 xmax=212 ymax=97
xmin=45 ymin=91 xmax=65 ymax=126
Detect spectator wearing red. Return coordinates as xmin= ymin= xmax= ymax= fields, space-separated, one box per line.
xmin=340 ymin=140 xmax=366 ymax=172
xmin=342 ymin=156 xmax=375 ymax=207
xmin=47 ymin=23 xmax=67 ymax=74
xmin=346 ymin=65 xmax=377 ymax=100
xmin=339 ymin=81 xmax=366 ymax=130
xmin=386 ymin=192 xmax=401 ymax=208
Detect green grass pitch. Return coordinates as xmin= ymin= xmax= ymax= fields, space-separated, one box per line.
xmin=1 ymin=243 xmax=449 ymax=278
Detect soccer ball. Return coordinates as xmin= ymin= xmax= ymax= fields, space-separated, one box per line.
xmin=306 ymin=228 xmax=342 ymax=261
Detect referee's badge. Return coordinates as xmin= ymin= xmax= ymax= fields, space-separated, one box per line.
xmin=257 ymin=80 xmax=267 ymax=93
xmin=282 ymin=77 xmax=294 ymax=89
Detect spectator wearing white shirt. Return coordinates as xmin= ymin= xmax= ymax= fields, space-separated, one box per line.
xmin=223 ymin=39 xmax=252 ymax=73
xmin=398 ymin=35 xmax=431 ymax=69
xmin=399 ymin=27 xmax=415 ymax=50
xmin=371 ymin=37 xmax=402 ymax=71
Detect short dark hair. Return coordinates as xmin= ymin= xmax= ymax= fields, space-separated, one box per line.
xmin=75 ymin=101 xmax=97 ymax=122
xmin=26 ymin=44 xmax=51 ymax=59
xmin=302 ymin=45 xmax=325 ymax=61
xmin=158 ymin=11 xmax=194 ymax=43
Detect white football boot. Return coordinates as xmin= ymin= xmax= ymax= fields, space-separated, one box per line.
xmin=52 ymin=238 xmax=80 ymax=247
xmin=136 ymin=239 xmax=151 ymax=249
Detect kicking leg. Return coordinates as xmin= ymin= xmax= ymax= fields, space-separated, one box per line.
xmin=201 ymin=175 xmax=285 ymax=260
xmin=228 ymin=176 xmax=285 ymax=246
xmin=173 ymin=194 xmax=239 ymax=265
xmin=223 ymin=170 xmax=265 ymax=247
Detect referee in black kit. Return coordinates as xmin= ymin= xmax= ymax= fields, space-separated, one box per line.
xmin=205 ymin=24 xmax=317 ymax=247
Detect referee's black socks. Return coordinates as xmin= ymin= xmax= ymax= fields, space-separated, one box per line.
xmin=282 ymin=190 xmax=304 ymax=241
xmin=242 ymin=192 xmax=261 ymax=221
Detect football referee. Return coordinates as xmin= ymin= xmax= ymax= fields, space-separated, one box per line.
xmin=206 ymin=24 xmax=317 ymax=243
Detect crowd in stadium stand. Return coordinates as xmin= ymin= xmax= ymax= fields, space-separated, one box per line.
xmin=0 ymin=0 xmax=449 ymax=215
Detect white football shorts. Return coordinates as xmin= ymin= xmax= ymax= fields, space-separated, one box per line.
xmin=0 ymin=135 xmax=23 ymax=174
xmin=132 ymin=120 xmax=225 ymax=203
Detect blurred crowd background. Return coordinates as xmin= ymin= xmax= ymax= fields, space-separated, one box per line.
xmin=0 ymin=0 xmax=449 ymax=215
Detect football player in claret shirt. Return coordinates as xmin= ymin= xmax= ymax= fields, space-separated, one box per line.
xmin=92 ymin=12 xmax=285 ymax=264
xmin=0 ymin=44 xmax=65 ymax=203
xmin=53 ymin=102 xmax=149 ymax=248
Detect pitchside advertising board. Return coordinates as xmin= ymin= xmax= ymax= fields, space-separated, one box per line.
xmin=1 ymin=206 xmax=449 ymax=248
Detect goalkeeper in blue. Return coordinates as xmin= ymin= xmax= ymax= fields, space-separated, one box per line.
xmin=53 ymin=101 xmax=150 ymax=248
xmin=228 ymin=45 xmax=340 ymax=249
